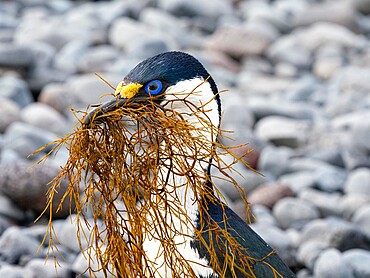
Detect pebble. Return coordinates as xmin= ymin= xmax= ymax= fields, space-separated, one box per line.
xmin=300 ymin=218 xmax=370 ymax=251
xmin=25 ymin=258 xmax=72 ymax=278
xmin=37 ymin=83 xmax=71 ymax=115
xmin=0 ymin=264 xmax=33 ymax=278
xmin=344 ymin=167 xmax=370 ymax=194
xmin=257 ymin=146 xmax=293 ymax=178
xmin=313 ymin=248 xmax=354 ymax=278
xmin=0 ymin=97 xmax=21 ymax=133
xmin=254 ymin=116 xmax=311 ymax=148
xmin=0 ymin=74 xmax=33 ymax=107
xmin=299 ymin=188 xmax=343 ymax=217
xmin=343 ymin=249 xmax=370 ymax=278
xmin=278 ymin=171 xmax=316 ymax=193
xmin=2 ymin=122 xmax=58 ymax=159
xmin=66 ymin=73 xmax=122 ymax=108
xmin=248 ymin=182 xmax=294 ymax=208
xmin=0 ymin=43 xmax=34 ymax=68
xmin=273 ymin=197 xmax=320 ymax=229
xmin=0 ymin=163 xmax=71 ymax=218
xmin=20 ymin=103 xmax=70 ymax=136
xmin=292 ymin=1 xmax=357 ymax=30
xmin=206 ymin=21 xmax=279 ymax=58
xmin=0 ymin=226 xmax=40 ymax=264
xmin=297 ymin=240 xmax=327 ymax=270
xmin=352 ymin=205 xmax=370 ymax=236
xmin=341 ymin=193 xmax=370 ymax=219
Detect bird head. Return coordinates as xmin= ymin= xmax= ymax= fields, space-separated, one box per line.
xmin=84 ymin=51 xmax=221 ymax=136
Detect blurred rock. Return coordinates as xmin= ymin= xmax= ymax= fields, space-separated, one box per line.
xmin=20 ymin=103 xmax=70 ymax=135
xmin=38 ymin=83 xmax=71 ymax=115
xmin=0 ymin=264 xmax=33 ymax=278
xmin=2 ymin=122 xmax=57 ymax=158
xmin=157 ymin=0 xmax=233 ymax=20
xmin=258 ymin=146 xmax=293 ymax=178
xmin=341 ymin=193 xmax=370 ymax=219
xmin=78 ymin=45 xmax=121 ymax=73
xmin=293 ymin=2 xmax=357 ymax=30
xmin=300 ymin=218 xmax=370 ymax=251
xmin=278 ymin=171 xmax=316 ymax=193
xmin=250 ymin=204 xmax=277 ymax=226
xmin=248 ymin=182 xmax=294 ymax=209
xmin=255 ymin=116 xmax=311 ymax=148
xmin=109 ymin=17 xmax=176 ymax=55
xmin=54 ymin=40 xmax=90 ymax=75
xmin=66 ymin=73 xmax=122 ymax=108
xmin=25 ymin=258 xmax=72 ymax=278
xmin=313 ymin=166 xmax=347 ymax=193
xmin=352 ymin=205 xmax=370 ymax=235
xmin=0 ymin=226 xmax=40 ymax=264
xmin=273 ymin=197 xmax=319 ymax=229
xmin=344 ymin=168 xmax=370 ymax=194
xmin=313 ymin=248 xmax=354 ymax=278
xmin=0 ymin=163 xmax=71 ymax=218
xmin=297 ymin=240 xmax=327 ymax=270
xmin=247 ymin=97 xmax=318 ymax=121
xmin=343 ymin=249 xmax=370 ymax=278
xmin=0 ymin=194 xmax=25 ymax=222
xmin=352 ymin=0 xmax=370 ymax=14
xmin=0 ymin=97 xmax=21 ymax=133
xmin=299 ymin=188 xmax=342 ymax=217
xmin=238 ymin=72 xmax=292 ymax=95
xmin=0 ymin=43 xmax=33 ymax=68
xmin=206 ymin=21 xmax=279 ymax=59
xmin=0 ymin=74 xmax=33 ymax=107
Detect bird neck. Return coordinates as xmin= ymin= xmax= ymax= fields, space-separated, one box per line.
xmin=157 ymin=78 xmax=220 ymax=223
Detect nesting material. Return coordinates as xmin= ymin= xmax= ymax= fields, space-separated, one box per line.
xmin=35 ymin=83 xmax=279 ymax=277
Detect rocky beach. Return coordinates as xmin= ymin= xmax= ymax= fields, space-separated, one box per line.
xmin=1 ymin=0 xmax=370 ymax=277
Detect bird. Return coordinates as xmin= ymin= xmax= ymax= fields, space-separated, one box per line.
xmin=85 ymin=51 xmax=296 ymax=278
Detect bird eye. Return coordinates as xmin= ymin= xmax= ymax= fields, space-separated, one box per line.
xmin=145 ymin=80 xmax=163 ymax=95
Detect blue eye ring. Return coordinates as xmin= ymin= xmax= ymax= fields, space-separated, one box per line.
xmin=145 ymin=80 xmax=163 ymax=95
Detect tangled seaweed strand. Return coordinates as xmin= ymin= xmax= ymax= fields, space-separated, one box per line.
xmin=35 ymin=84 xmax=283 ymax=278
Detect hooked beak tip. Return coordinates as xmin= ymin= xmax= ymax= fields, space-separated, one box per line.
xmin=83 ymin=97 xmax=128 ymax=126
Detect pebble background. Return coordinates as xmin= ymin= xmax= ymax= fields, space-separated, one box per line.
xmin=1 ymin=0 xmax=370 ymax=277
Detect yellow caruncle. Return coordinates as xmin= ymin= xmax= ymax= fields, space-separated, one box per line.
xmin=115 ymin=82 xmax=143 ymax=99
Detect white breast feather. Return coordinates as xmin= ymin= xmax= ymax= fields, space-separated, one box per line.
xmin=142 ymin=78 xmax=220 ymax=278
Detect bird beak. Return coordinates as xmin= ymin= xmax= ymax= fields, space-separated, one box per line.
xmin=84 ymin=82 xmax=143 ymax=126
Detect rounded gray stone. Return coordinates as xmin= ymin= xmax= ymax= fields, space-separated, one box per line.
xmin=300 ymin=218 xmax=370 ymax=251
xmin=0 ymin=74 xmax=33 ymax=107
xmin=206 ymin=21 xmax=279 ymax=59
xmin=78 ymin=45 xmax=121 ymax=73
xmin=255 ymin=116 xmax=311 ymax=148
xmin=313 ymin=248 xmax=354 ymax=278
xmin=20 ymin=103 xmax=70 ymax=136
xmin=0 ymin=163 xmax=71 ymax=218
xmin=38 ymin=83 xmax=71 ymax=115
xmin=273 ymin=197 xmax=319 ymax=229
xmin=0 ymin=97 xmax=21 ymax=133
xmin=352 ymin=205 xmax=370 ymax=236
xmin=343 ymin=249 xmax=370 ymax=278
xmin=25 ymin=258 xmax=72 ymax=278
xmin=297 ymin=240 xmax=327 ymax=270
xmin=0 ymin=226 xmax=40 ymax=264
xmin=299 ymin=188 xmax=342 ymax=217
xmin=278 ymin=171 xmax=316 ymax=193
xmin=341 ymin=193 xmax=370 ymax=219
xmin=2 ymin=121 xmax=57 ymax=158
xmin=344 ymin=168 xmax=370 ymax=195
xmin=258 ymin=146 xmax=293 ymax=178
xmin=0 ymin=264 xmax=34 ymax=278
